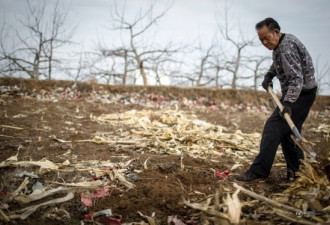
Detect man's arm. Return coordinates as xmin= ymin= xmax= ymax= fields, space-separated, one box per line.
xmin=280 ymin=43 xmax=303 ymax=103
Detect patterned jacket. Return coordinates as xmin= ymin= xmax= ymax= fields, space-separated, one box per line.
xmin=266 ymin=33 xmax=317 ymax=103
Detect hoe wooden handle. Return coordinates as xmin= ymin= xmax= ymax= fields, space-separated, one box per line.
xmin=267 ymin=86 xmax=302 ymax=140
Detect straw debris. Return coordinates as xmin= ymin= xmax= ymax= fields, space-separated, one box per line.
xmin=90 ymin=109 xmax=261 ymax=159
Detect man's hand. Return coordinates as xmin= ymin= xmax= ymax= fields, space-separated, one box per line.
xmin=280 ymin=102 xmax=292 ymax=117
xmin=262 ymin=75 xmax=273 ymax=92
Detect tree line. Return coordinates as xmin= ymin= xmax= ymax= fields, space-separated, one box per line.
xmin=0 ymin=0 xmax=329 ymax=93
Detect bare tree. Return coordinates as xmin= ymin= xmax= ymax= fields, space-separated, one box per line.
xmin=208 ymin=43 xmax=230 ymax=89
xmin=169 ymin=40 xmax=216 ymax=87
xmin=0 ymin=0 xmax=74 ymax=80
xmin=241 ymin=56 xmax=270 ymax=90
xmin=194 ymin=42 xmax=214 ymax=86
xmin=61 ymin=50 xmax=94 ymax=83
xmin=42 ymin=0 xmax=74 ymax=80
xmin=163 ymin=53 xmax=192 ymax=86
xmin=314 ymin=56 xmax=330 ymax=94
xmin=216 ymin=2 xmax=256 ymax=89
xmin=104 ymin=1 xmax=177 ymax=86
xmin=90 ymin=51 xmax=134 ymax=85
xmin=100 ymin=48 xmax=135 ymax=84
xmin=148 ymin=56 xmax=178 ymax=85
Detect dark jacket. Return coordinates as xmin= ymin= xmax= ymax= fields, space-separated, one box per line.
xmin=266 ymin=33 xmax=317 ymax=103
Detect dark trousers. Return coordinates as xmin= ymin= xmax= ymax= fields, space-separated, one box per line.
xmin=246 ymin=87 xmax=317 ymax=178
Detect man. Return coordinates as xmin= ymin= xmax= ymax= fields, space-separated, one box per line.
xmin=236 ymin=18 xmax=318 ymax=182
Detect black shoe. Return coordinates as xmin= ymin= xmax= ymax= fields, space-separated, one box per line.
xmin=287 ymin=168 xmax=298 ymax=181
xmin=235 ymin=172 xmax=266 ymax=183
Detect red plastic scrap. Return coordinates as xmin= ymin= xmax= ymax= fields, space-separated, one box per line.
xmin=83 ymin=212 xmax=122 ymax=225
xmin=186 ymin=218 xmax=199 ymax=225
xmin=95 ymin=216 xmax=122 ymax=225
xmin=93 ymin=186 xmax=110 ymax=198
xmin=83 ymin=213 xmax=93 ymax=220
xmin=81 ymin=194 xmax=93 ymax=207
xmin=207 ymin=105 xmax=219 ymax=111
xmin=92 ymin=176 xmax=103 ymax=180
xmin=0 ymin=191 xmax=8 ymax=196
xmin=81 ymin=186 xmax=110 ymax=207
xmin=215 ymin=170 xmax=229 ymax=179
xmin=219 ymin=148 xmax=226 ymax=153
xmin=171 ymin=216 xmax=186 ymax=225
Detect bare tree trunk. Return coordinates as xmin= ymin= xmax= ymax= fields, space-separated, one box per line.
xmin=33 ymin=53 xmax=39 ymax=79
xmin=34 ymin=33 xmax=43 ymax=79
xmin=129 ymin=27 xmax=148 ymax=86
xmin=196 ymin=59 xmax=205 ymax=86
xmin=123 ymin=50 xmax=127 ymax=85
xmin=155 ymin=68 xmax=161 ymax=85
xmin=48 ymin=41 xmax=53 ymax=80
xmin=215 ymin=67 xmax=220 ymax=89
xmin=253 ymin=73 xmax=258 ymax=91
xmin=253 ymin=61 xmax=261 ymax=90
xmin=139 ymin=60 xmax=148 ymax=86
xmin=195 ymin=44 xmax=213 ymax=86
xmin=231 ymin=48 xmax=241 ymax=89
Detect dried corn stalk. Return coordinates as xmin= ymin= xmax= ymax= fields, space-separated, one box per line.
xmin=91 ymin=109 xmax=261 ymax=159
xmin=183 ymin=187 xmax=242 ymax=225
xmin=311 ymin=123 xmax=330 ymax=135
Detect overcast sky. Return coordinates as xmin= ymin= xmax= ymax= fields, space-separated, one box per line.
xmin=1 ymin=0 xmax=329 ymax=93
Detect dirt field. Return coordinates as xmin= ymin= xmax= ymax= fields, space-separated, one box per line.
xmin=0 ymin=78 xmax=329 ymax=225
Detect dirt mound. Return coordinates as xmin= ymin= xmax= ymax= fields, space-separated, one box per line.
xmin=1 ymin=77 xmax=329 ymax=110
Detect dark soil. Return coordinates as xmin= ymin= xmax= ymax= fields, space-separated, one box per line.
xmin=0 ymin=78 xmax=329 ymax=225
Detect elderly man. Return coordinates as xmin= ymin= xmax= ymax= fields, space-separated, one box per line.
xmin=237 ymin=18 xmax=318 ymax=182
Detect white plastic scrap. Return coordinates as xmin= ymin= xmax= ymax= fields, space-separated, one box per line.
xmin=16 ymin=192 xmax=74 ymax=220
xmin=16 ymin=171 xmax=39 ymax=179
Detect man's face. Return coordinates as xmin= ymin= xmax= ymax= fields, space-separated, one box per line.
xmin=257 ymin=25 xmax=281 ymax=50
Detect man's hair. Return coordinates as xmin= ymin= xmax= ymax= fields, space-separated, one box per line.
xmin=255 ymin=18 xmax=281 ymax=32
